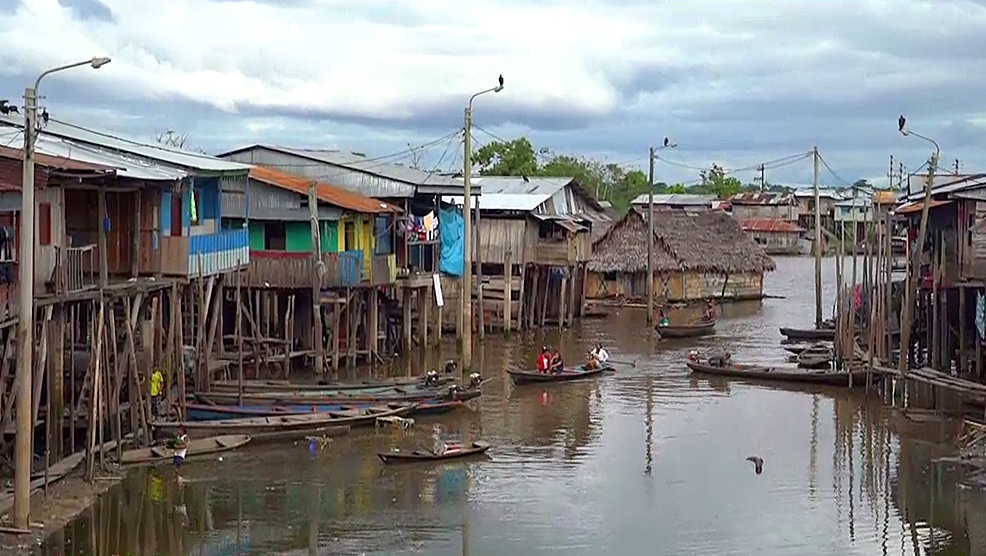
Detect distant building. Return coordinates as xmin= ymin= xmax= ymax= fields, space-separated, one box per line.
xmin=630 ymin=193 xmax=716 ymax=212
xmin=729 ymin=192 xmax=799 ymax=222
xmin=793 ymin=189 xmax=843 ymax=232
xmin=740 ymin=219 xmax=806 ymax=255
xmin=587 ymin=207 xmax=775 ymax=303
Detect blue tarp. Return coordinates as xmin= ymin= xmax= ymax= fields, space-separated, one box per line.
xmin=439 ymin=206 xmax=464 ymax=276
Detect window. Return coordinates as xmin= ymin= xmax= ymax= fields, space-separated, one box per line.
xmin=38 ymin=203 xmax=51 ymax=246
xmin=264 ymin=221 xmax=286 ymax=250
xmin=170 ymin=193 xmax=183 ymax=236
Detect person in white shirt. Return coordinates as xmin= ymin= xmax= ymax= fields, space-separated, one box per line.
xmin=589 ymin=344 xmax=609 ymax=368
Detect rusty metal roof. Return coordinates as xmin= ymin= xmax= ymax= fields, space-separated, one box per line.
xmin=249 ymin=165 xmax=399 ymax=214
xmin=0 ymin=144 xmax=114 ymax=173
xmin=740 ymin=219 xmax=804 ymax=233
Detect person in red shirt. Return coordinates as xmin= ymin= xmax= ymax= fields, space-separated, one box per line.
xmin=537 ymin=346 xmax=551 ymax=373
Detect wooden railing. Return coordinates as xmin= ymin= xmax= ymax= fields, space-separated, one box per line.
xmin=55 ymin=244 xmax=96 ymax=294
xmin=246 ymin=250 xmax=397 ymax=289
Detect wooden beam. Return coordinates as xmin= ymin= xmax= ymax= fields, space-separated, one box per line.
xmin=516 ymin=264 xmax=526 ymax=330
xmin=97 ymin=189 xmax=108 ymax=289
xmin=124 ymin=296 xmax=151 ymax=446
xmin=308 ymin=182 xmax=326 ymax=376
xmin=368 ymin=288 xmax=379 ymax=359
xmin=131 ymin=188 xmax=142 ymax=278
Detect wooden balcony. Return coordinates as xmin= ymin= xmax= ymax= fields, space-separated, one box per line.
xmin=246 ymin=251 xmax=397 ymax=289
xmin=142 ymin=229 xmax=250 ymax=278
xmin=54 ymin=245 xmax=97 ymax=294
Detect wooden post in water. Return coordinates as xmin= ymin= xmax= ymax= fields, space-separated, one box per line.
xmin=504 ymin=249 xmax=513 ymax=334
xmin=558 ymin=269 xmax=568 ymax=330
xmin=813 ymin=146 xmax=822 ymax=327
xmin=516 ymin=264 xmax=526 ymax=331
xmin=476 ymin=198 xmax=484 ymax=339
xmin=308 ymin=182 xmax=325 ymax=376
xmin=960 ymin=286 xmax=967 ymax=376
xmin=369 ymin=287 xmax=379 ymax=359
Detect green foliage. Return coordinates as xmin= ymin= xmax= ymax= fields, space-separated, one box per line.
xmin=473 ymin=137 xmax=540 ymax=176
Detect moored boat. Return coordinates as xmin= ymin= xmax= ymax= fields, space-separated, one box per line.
xmin=152 ymin=403 xmax=412 ymax=436
xmin=686 ymin=360 xmax=867 ymax=387
xmin=779 ymin=326 xmax=836 ymax=341
xmin=508 ymin=365 xmax=612 ymax=384
xmin=210 ymin=372 xmax=455 ymax=393
xmin=797 ymin=345 xmax=834 ymax=369
xmin=194 ymin=383 xmax=481 ymax=406
xmin=377 ymin=441 xmax=491 ymax=464
xmin=120 ymin=434 xmax=251 ymax=465
xmin=656 ymin=320 xmax=716 ymax=338
xmin=185 ymin=398 xmax=465 ymax=420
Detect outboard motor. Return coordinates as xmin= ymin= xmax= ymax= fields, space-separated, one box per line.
xmin=468 ymin=372 xmax=482 ymax=389
xmin=708 ymin=351 xmax=732 ymax=367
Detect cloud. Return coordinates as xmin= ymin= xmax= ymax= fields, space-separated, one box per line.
xmin=58 ymin=0 xmax=115 ymax=22
xmin=1 ymin=0 xmax=985 ymax=187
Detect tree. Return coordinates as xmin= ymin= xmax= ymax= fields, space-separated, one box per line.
xmin=473 ymin=137 xmax=539 ymax=176
xmin=155 ymin=130 xmax=206 ymax=153
xmin=697 ymin=164 xmax=745 ymax=197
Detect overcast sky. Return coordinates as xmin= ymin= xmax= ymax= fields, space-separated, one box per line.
xmin=1 ymin=0 xmax=983 ymax=188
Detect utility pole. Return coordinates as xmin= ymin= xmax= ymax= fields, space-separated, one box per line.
xmin=813 ymin=146 xmax=822 ymax=328
xmin=13 ymin=56 xmax=110 ymax=531
xmin=899 ymin=161 xmax=904 ymax=189
xmin=460 ymin=75 xmax=503 ymax=373
xmin=758 ymin=164 xmax=765 ymax=191
xmin=13 ymin=85 xmax=36 ymax=531
xmin=462 ymin=108 xmax=473 ymax=371
xmin=647 ymin=147 xmax=655 ymax=324
xmin=897 ymin=117 xmax=940 ymax=375
xmin=888 ymin=155 xmax=894 ymax=190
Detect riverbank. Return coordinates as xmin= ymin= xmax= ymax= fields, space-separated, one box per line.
xmin=0 ymin=471 xmax=125 ymax=556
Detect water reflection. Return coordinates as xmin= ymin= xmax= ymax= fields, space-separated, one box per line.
xmin=37 ymin=258 xmax=986 ymax=555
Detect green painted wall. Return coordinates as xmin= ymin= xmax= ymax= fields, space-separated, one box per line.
xmin=285 ymin=222 xmax=312 ymax=252
xmin=248 ymin=222 xmax=265 ymax=250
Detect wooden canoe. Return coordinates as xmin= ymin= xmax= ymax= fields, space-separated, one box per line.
xmin=194 ymin=384 xmax=480 ymax=406
xmin=508 ymin=365 xmax=613 ymax=385
xmin=779 ymin=327 xmax=836 ymax=341
xmin=686 ymin=360 xmax=867 ymax=386
xmin=185 ymin=398 xmax=465 ymax=420
xmin=656 ymin=320 xmax=716 ymax=338
xmin=797 ymin=345 xmax=833 ymax=369
xmin=378 ymin=441 xmax=491 ymax=464
xmin=210 ymin=374 xmax=454 ymax=392
xmin=120 ymin=434 xmax=250 ymax=465
xmin=152 ymin=403 xmax=412 ymax=436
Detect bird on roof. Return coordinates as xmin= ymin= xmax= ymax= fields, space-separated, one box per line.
xmin=746 ymin=456 xmax=763 ymax=474
xmin=898 ymin=115 xmax=906 ymax=132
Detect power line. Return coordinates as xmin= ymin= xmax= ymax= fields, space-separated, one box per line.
xmin=816 ymin=153 xmax=851 ymax=186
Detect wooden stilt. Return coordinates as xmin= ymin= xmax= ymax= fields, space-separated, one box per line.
xmin=86 ymin=300 xmax=105 ymax=479
xmin=423 ymin=284 xmax=431 ymax=347
xmin=124 ymin=297 xmax=150 ymax=447
xmin=541 ymin=267 xmax=550 ymax=327
xmin=105 ymin=303 xmax=123 ymax=459
xmin=516 ymin=263 xmax=526 ymax=331
xmin=567 ymin=264 xmax=576 ymax=327
xmin=332 ymin=301 xmax=342 ymax=371
xmin=504 ymin=251 xmax=513 ymax=334
xmin=236 ymin=268 xmax=244 ymax=405
xmin=369 ymin=287 xmax=379 ymax=358
xmin=960 ymin=285 xmax=967 ymax=376
xmin=403 ymin=288 xmax=412 ymax=352
xmin=69 ymin=306 xmax=77 ymax=454
xmin=559 ymin=269 xmax=568 ymax=330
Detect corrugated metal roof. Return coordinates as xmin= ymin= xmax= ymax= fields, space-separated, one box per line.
xmin=793 ymin=189 xmax=844 ymax=199
xmin=729 ymin=192 xmax=796 ymax=205
xmin=218 ymin=145 xmax=463 ymax=198
xmin=741 ymin=219 xmax=804 ymax=233
xmin=0 ymin=144 xmax=113 ymax=173
xmin=0 ymin=128 xmax=186 ymax=181
xmin=439 ymin=175 xmax=607 ymax=215
xmin=0 ymin=114 xmax=248 ymax=174
xmin=630 ymin=193 xmax=715 ymax=206
xmin=902 ymin=173 xmax=986 ymax=202
xmin=249 ymin=165 xmax=398 ymax=214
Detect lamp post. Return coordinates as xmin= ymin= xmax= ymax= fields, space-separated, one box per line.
xmin=896 ymin=115 xmax=939 ymax=376
xmin=13 ymin=56 xmax=110 ymax=530
xmin=461 ymin=75 xmax=503 ymax=372
xmin=646 ymin=139 xmax=676 ymax=324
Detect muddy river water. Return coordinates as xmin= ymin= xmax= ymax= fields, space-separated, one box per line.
xmin=35 ymin=257 xmax=986 ymax=555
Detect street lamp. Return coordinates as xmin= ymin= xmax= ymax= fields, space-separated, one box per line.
xmin=461 ymin=75 xmax=503 ymax=373
xmin=13 ymin=56 xmax=111 ymax=531
xmin=896 ymin=115 xmax=939 ymax=376
xmin=646 ymin=139 xmax=677 ymax=324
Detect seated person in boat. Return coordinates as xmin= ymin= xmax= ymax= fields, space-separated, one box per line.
xmin=550 ymin=349 xmax=564 ymax=373
xmin=537 ymin=346 xmax=552 ymax=373
xmin=585 ymin=352 xmax=599 ymax=369
xmin=172 ymin=426 xmax=188 ymax=472
xmin=590 ymin=343 xmax=609 ymax=364
xmin=702 ymin=299 xmax=717 ymax=322
xmin=658 ymin=308 xmax=670 ymax=327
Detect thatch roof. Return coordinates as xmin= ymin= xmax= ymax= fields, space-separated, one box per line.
xmin=588 ymin=207 xmax=776 ymax=274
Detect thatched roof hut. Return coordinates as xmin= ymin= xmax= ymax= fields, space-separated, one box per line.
xmin=589 ymin=207 xmax=776 ymax=275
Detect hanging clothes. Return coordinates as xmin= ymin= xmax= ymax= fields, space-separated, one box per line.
xmin=977 ymin=291 xmax=985 ymax=340
xmin=189 ymin=189 xmax=198 ymax=224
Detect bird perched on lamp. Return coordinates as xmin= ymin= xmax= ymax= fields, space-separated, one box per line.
xmin=898 ymin=115 xmax=906 ymax=133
